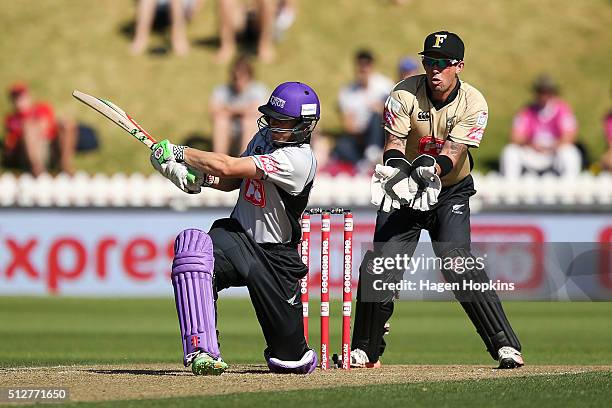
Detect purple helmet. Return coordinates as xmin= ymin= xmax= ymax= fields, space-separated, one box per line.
xmin=257 ymin=82 xmax=320 ymax=145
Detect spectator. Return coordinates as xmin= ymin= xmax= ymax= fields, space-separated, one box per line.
xmin=130 ymin=0 xmax=203 ymax=56
xmin=500 ymin=74 xmax=581 ymax=178
xmin=217 ymin=0 xmax=277 ymax=63
xmin=210 ymin=55 xmax=268 ymax=155
xmin=333 ymin=49 xmax=394 ymax=172
xmin=600 ymin=111 xmax=612 ymax=172
xmin=274 ymin=0 xmax=297 ymax=41
xmin=397 ymin=56 xmax=419 ymax=81
xmin=2 ymin=83 xmax=78 ymax=175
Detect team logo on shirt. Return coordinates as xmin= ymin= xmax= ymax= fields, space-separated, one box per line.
xmin=417 ymin=111 xmax=430 ymax=121
xmin=244 ymin=179 xmax=266 ymax=207
xmin=418 ymin=136 xmax=444 ymax=155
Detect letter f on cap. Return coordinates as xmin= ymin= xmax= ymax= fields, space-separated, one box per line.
xmin=433 ymin=34 xmax=448 ymax=48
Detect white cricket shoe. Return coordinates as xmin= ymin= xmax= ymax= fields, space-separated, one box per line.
xmin=350 ymin=348 xmax=382 ymax=368
xmin=497 ymin=346 xmax=524 ymax=369
xmin=350 ymin=348 xmax=369 ymax=368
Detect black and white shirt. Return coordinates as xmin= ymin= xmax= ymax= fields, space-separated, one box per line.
xmin=231 ymin=132 xmax=316 ymax=245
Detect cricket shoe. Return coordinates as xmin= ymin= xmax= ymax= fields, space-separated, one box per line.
xmin=191 ymin=352 xmax=228 ymax=376
xmin=350 ymin=349 xmax=382 ymax=369
xmin=497 ymin=346 xmax=524 ymax=369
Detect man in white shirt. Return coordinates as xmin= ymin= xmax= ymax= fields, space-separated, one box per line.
xmin=334 ymin=49 xmax=394 ymax=170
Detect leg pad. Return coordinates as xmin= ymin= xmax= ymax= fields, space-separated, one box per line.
xmin=172 ymin=229 xmax=220 ymax=365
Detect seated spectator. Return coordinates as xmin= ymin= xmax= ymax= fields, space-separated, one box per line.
xmin=397 ymin=56 xmax=419 ymax=81
xmin=210 ymin=55 xmax=268 ymax=155
xmin=333 ymin=49 xmax=394 ymax=173
xmin=600 ymin=111 xmax=612 ymax=172
xmin=2 ymin=83 xmax=81 ymax=176
xmin=130 ymin=0 xmax=203 ymax=56
xmin=500 ymin=75 xmax=582 ymax=178
xmin=216 ymin=0 xmax=277 ymax=63
xmin=274 ymin=0 xmax=296 ymax=41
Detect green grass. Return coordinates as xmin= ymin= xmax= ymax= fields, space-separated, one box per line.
xmin=55 ymin=371 xmax=612 ymax=408
xmin=2 ymin=298 xmax=612 ymax=407
xmin=1 ymin=1 xmax=611 ymax=173
xmin=1 ymin=298 xmax=612 ymax=367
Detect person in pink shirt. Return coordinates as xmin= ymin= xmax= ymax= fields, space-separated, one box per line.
xmin=600 ymin=111 xmax=612 ymax=172
xmin=500 ymin=75 xmax=581 ymax=177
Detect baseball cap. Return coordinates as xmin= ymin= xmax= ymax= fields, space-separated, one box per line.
xmin=419 ymin=31 xmax=464 ymax=60
xmin=9 ymin=82 xmax=29 ymax=98
xmin=398 ymin=57 xmax=418 ymax=73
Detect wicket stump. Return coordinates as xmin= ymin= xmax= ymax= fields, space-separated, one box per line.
xmin=300 ymin=208 xmax=353 ymax=370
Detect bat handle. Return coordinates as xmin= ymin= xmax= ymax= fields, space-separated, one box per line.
xmin=186 ymin=171 xmax=197 ymax=184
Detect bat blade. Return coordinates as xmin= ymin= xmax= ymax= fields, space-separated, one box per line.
xmin=72 ymin=89 xmax=197 ymax=184
xmin=72 ymin=90 xmax=156 ymax=149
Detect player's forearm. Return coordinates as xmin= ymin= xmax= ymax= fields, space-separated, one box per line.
xmin=384 ymin=131 xmax=407 ymax=154
xmin=211 ymin=177 xmax=242 ymax=191
xmin=435 ymin=139 xmax=468 ymax=175
xmin=184 ymin=148 xmax=260 ymax=179
xmin=184 ymin=148 xmax=237 ymax=178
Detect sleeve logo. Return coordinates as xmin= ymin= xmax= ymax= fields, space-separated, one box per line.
xmin=476 ymin=111 xmax=488 ymax=127
xmin=466 ymin=127 xmax=485 ymax=142
xmin=383 ymin=96 xmax=402 ymax=127
xmin=258 ymin=155 xmax=280 ymax=174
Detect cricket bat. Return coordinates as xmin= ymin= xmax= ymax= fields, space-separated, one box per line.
xmin=72 ymin=90 xmax=195 ymax=182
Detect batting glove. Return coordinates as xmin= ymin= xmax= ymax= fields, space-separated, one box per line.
xmin=151 ymin=139 xmax=200 ymax=184
xmin=150 ymin=155 xmax=203 ymax=194
xmin=152 ymin=139 xmax=186 ymax=165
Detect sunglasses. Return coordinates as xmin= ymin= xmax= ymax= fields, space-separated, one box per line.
xmin=421 ymin=56 xmax=460 ymax=69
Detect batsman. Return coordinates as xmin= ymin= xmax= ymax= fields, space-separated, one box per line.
xmin=150 ymin=82 xmax=320 ymax=375
xmin=350 ymin=31 xmax=524 ymax=369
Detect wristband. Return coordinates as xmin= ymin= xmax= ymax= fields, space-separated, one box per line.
xmin=202 ymin=174 xmax=218 ymax=187
xmin=173 ymin=145 xmax=186 ymax=162
xmin=435 ymin=155 xmax=453 ymax=177
xmin=383 ymin=149 xmax=411 ymax=173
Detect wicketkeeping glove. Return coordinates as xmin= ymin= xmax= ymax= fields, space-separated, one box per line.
xmin=371 ymin=164 xmax=419 ymax=212
xmin=408 ymin=154 xmax=442 ymax=211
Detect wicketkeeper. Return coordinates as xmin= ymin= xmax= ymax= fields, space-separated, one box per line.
xmin=150 ymin=82 xmax=320 ymax=375
xmin=350 ymin=31 xmax=524 ymax=369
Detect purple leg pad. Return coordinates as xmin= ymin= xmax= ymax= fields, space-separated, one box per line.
xmin=172 ymin=228 xmax=220 ymax=365
xmin=264 ymin=349 xmax=318 ymax=374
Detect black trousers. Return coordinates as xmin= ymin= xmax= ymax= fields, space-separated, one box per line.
xmin=352 ymin=175 xmax=499 ymax=362
xmin=209 ymin=218 xmax=309 ymax=361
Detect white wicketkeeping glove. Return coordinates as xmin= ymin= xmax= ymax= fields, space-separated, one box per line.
xmin=410 ymin=175 xmax=442 ymax=211
xmin=371 ymin=164 xmax=417 ymax=212
xmin=150 ymin=156 xmax=204 ymax=194
xmin=407 ymin=154 xmax=442 ymax=211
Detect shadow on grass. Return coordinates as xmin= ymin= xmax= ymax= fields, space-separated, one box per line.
xmin=88 ymin=369 xmax=185 ymax=376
